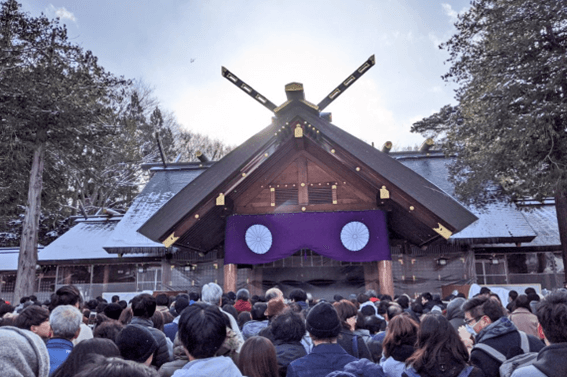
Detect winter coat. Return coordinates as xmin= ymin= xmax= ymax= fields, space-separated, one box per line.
xmin=275 ymin=341 xmax=307 ymax=377
xmin=242 ymin=319 xmax=269 ymax=340
xmin=508 ymin=307 xmax=539 ymax=338
xmin=171 ymin=356 xmax=242 ymax=377
xmin=470 ymin=317 xmax=544 ymax=377
xmin=381 ymin=344 xmax=415 ymax=377
xmin=337 ymin=329 xmax=373 ymax=361
xmin=130 ymin=317 xmax=172 ymax=368
xmin=164 ymin=320 xmax=178 ymax=343
xmin=234 ymin=299 xmax=252 ymax=314
xmin=510 ymin=342 xmax=567 ymax=377
xmin=46 ymin=338 xmax=73 ymax=375
xmin=158 ymin=334 xmax=188 ymax=377
xmin=330 ymin=358 xmax=386 ymax=377
xmin=287 ymin=343 xmax=358 ymax=377
xmin=0 ymin=327 xmax=50 ymax=377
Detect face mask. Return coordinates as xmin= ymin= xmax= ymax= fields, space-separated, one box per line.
xmin=465 ymin=323 xmax=477 ymax=337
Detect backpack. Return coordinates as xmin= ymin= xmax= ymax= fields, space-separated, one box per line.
xmin=403 ymin=365 xmax=474 ymax=377
xmin=472 ymin=331 xmax=538 ymax=377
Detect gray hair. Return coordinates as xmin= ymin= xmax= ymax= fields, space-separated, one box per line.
xmin=201 ymin=283 xmax=223 ymax=306
xmin=236 ymin=288 xmax=249 ymax=301
xmin=50 ymin=305 xmax=82 ymax=339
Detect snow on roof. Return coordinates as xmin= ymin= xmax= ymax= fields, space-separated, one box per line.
xmin=104 ymin=168 xmax=204 ymax=254
xmin=0 ymin=250 xmax=20 ymax=271
xmin=397 ymin=154 xmax=537 ymax=242
xmin=39 ymin=220 xmax=152 ymax=262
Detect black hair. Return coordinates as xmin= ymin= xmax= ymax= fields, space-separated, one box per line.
xmin=513 ymin=294 xmax=531 ymax=311
xmin=536 ymin=290 xmax=567 ymax=344
xmin=271 ymin=309 xmax=306 ymax=343
xmin=14 ymin=305 xmax=50 ymax=330
xmin=509 ymin=290 xmax=518 ymax=300
xmin=74 ymin=355 xmax=159 ymax=377
xmin=479 ymin=287 xmax=491 ymax=295
xmin=363 ymin=315 xmax=384 ymax=335
xmin=131 ymin=293 xmax=156 ymax=319
xmin=86 ymin=299 xmax=99 ymax=311
xmin=52 ymin=338 xmax=121 ymax=377
xmin=111 ymin=295 xmax=120 ymax=303
xmin=188 ymin=292 xmax=199 ymax=302
xmin=0 ymin=303 xmax=15 ymax=318
xmin=93 ymin=320 xmax=124 ymax=342
xmin=420 ymin=292 xmax=433 ymax=302
xmin=387 ymin=302 xmax=403 ymax=320
xmin=50 ymin=285 xmax=83 ymax=310
xmin=382 ymin=295 xmax=393 ymax=302
xmin=118 ymin=300 xmax=127 ymax=310
xmin=357 ymin=293 xmax=370 ymax=304
xmin=462 ymin=295 xmax=505 ymax=322
xmin=155 ymin=294 xmax=169 ymax=307
xmin=238 ymin=311 xmax=252 ymax=330
xmin=396 ymin=295 xmax=410 ymax=309
xmin=178 ymin=302 xmax=227 ymax=358
xmin=251 ymin=302 xmax=268 ymax=321
xmin=525 ymin=287 xmax=536 ymax=295
xmin=20 ymin=296 xmax=29 ymax=304
xmin=222 ymin=304 xmax=238 ymax=320
xmin=289 ymin=289 xmax=307 ymax=302
xmin=333 ymin=294 xmax=344 ymax=302
xmin=29 ymin=295 xmax=37 ymax=302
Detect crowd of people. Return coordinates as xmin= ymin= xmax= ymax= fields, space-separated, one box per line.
xmin=0 ymin=283 xmax=565 ymax=377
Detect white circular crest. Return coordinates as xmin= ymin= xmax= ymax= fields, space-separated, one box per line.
xmin=245 ymin=224 xmax=272 ymax=254
xmin=340 ymin=221 xmax=370 ymax=251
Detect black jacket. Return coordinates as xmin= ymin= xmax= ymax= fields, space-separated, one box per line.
xmin=131 ymin=317 xmax=172 ymax=368
xmin=274 ymin=341 xmax=306 ymax=377
xmin=470 ymin=317 xmax=544 ymax=377
xmin=532 ymin=343 xmax=567 ymax=377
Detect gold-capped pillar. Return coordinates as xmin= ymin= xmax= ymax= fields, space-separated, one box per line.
xmin=224 ymin=263 xmax=237 ymax=293
xmin=378 ymin=260 xmax=394 ymax=297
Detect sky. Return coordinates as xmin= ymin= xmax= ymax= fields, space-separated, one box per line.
xmin=21 ymin=0 xmax=470 ymax=150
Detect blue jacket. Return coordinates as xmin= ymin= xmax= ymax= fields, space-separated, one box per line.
xmin=164 ymin=320 xmax=179 ymax=343
xmin=46 ymin=338 xmax=73 ymax=375
xmin=286 ymin=343 xmax=358 ymax=377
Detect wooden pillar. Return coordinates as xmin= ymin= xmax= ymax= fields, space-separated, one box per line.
xmin=378 ymin=260 xmax=394 ymax=297
xmin=224 ymin=264 xmax=237 ymax=293
xmin=363 ymin=263 xmax=379 ymax=293
xmin=161 ymin=260 xmax=172 ymax=289
xmin=248 ymin=267 xmax=263 ymax=296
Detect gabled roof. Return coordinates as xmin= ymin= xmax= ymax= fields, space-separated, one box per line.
xmin=138 ymin=90 xmax=478 ymax=248
xmin=396 ymin=153 xmax=537 ymax=244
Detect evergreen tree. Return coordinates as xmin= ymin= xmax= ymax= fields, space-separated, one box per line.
xmin=411 ymin=0 xmax=567 ymax=279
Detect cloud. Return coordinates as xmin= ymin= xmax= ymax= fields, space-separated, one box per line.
xmin=428 ymin=32 xmax=444 ymax=48
xmin=47 ymin=5 xmax=77 ymax=23
xmin=441 ymin=3 xmax=459 ymax=23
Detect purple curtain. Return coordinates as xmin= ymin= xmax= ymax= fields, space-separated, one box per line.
xmin=224 ymin=210 xmax=390 ymax=265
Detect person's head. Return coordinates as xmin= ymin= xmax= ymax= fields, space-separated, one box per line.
xmin=525 ymin=287 xmax=536 ymax=296
xmin=237 ymin=311 xmax=252 ymax=329
xmin=50 ymin=305 xmax=83 ymax=340
xmin=462 ymin=295 xmax=506 ymax=336
xmin=173 ymin=296 xmax=189 ymax=317
xmin=386 ymin=302 xmax=403 ymax=322
xmin=508 ymin=290 xmax=518 ymax=303
xmin=271 ymin=309 xmax=306 ymax=343
xmin=420 ymin=292 xmax=432 ymax=305
xmin=251 ymin=302 xmax=268 ymax=321
xmin=118 ymin=300 xmax=127 ymax=310
xmin=222 ymin=304 xmax=238 ymax=320
xmin=201 ymin=282 xmax=223 ymax=306
xmin=116 ymin=324 xmax=158 ymax=365
xmin=305 ymin=301 xmax=341 ymax=342
xmin=289 ymin=288 xmax=307 ymax=303
xmin=178 ymin=302 xmax=226 ymax=359
xmin=51 ymin=338 xmax=120 ymax=377
xmin=14 ymin=305 xmax=51 ymax=339
xmin=111 ymin=295 xmax=120 ymax=303
xmin=188 ymin=292 xmax=199 ymax=302
xmin=357 ymin=293 xmax=370 ymax=304
xmin=406 ymin=313 xmax=469 ymax=373
xmin=93 ymin=319 xmax=124 ymax=342
xmin=103 ymin=303 xmax=123 ymax=321
xmin=131 ymin=294 xmax=157 ymax=320
xmin=150 ymin=310 xmax=164 ymax=332
xmin=0 ymin=326 xmax=50 ymax=377
xmin=536 ymin=290 xmax=567 ymax=344
xmin=363 ymin=315 xmax=384 ymax=335
xmin=479 ymin=287 xmax=491 ymax=296
xmin=50 ymin=285 xmax=83 ymax=310
xmin=265 ymin=298 xmax=286 ymax=318
xmin=513 ymin=294 xmax=531 ymax=311
xmin=73 ymin=355 xmax=159 ymax=377
xmin=333 ymin=299 xmax=358 ymax=331
xmin=118 ymin=307 xmax=133 ymax=325
xmin=155 ymin=294 xmax=168 ymax=307
xmin=265 ymin=287 xmax=283 ymax=301
xmin=396 ymin=295 xmax=410 ymax=309
xmin=0 ymin=302 xmax=15 ymax=317
xmin=445 ymin=297 xmax=466 ymax=321
xmin=382 ymin=313 xmax=419 ymax=359
xmin=236 ymin=288 xmax=250 ymax=302
xmin=238 ymin=336 xmax=279 ymax=377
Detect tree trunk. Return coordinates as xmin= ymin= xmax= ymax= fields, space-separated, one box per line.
xmin=556 ymin=190 xmax=567 ymax=285
xmin=14 ymin=140 xmax=46 ymax=302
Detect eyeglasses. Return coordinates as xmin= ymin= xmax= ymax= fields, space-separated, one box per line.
xmin=464 ymin=316 xmax=482 ymax=326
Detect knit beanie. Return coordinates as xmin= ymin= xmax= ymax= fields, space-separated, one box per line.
xmin=116 ymin=324 xmax=158 ymax=363
xmin=0 ymin=326 xmax=50 ymax=377
xmin=305 ymin=302 xmax=341 ymax=339
xmin=104 ymin=303 xmax=123 ymax=320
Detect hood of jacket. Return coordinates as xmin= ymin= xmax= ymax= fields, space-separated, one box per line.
xmin=534 ymin=343 xmax=567 ymax=377
xmin=172 ymin=356 xmax=242 ymax=377
xmin=476 ymin=316 xmax=517 ymax=343
xmin=445 ymin=298 xmax=465 ymax=321
xmin=242 ymin=319 xmax=268 ymax=340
